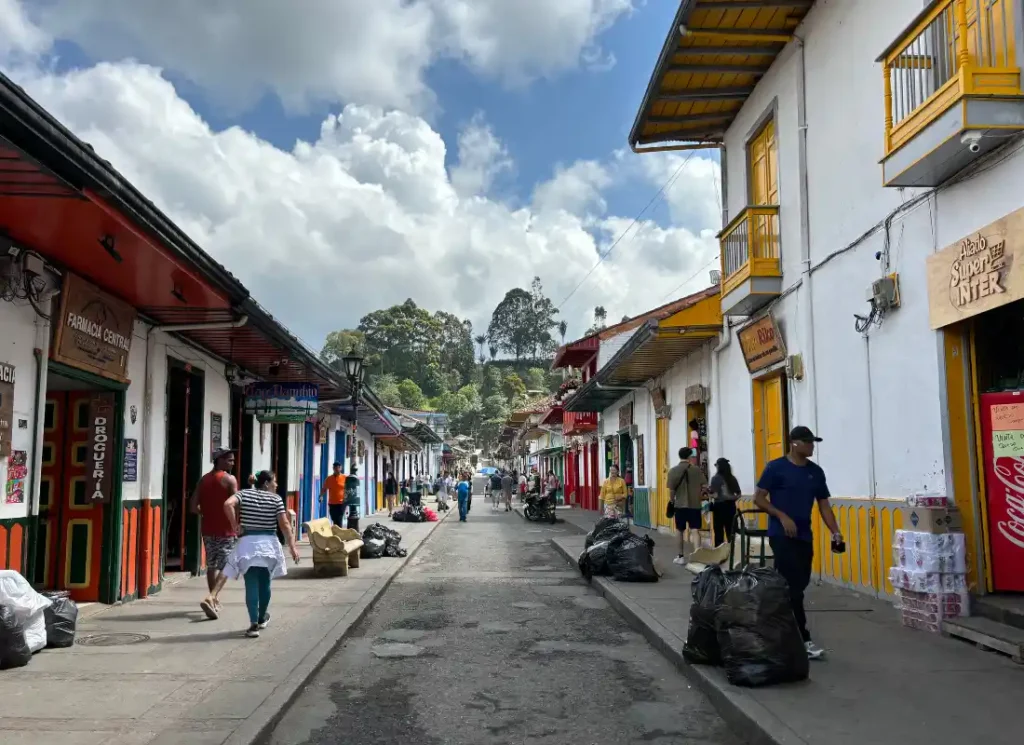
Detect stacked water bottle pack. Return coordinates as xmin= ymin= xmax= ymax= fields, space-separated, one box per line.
xmin=889 ymin=523 xmax=969 ymax=633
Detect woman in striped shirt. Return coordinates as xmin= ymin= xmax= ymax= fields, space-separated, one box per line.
xmin=222 ymin=471 xmax=300 ymax=638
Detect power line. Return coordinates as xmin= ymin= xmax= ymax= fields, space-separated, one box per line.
xmin=659 ymin=254 xmax=720 ymax=302
xmin=556 ymin=148 xmax=700 ymax=311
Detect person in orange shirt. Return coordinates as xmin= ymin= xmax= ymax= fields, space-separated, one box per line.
xmin=319 ymin=462 xmax=347 ymax=525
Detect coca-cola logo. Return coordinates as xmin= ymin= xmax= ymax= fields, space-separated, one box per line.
xmin=990 ymin=456 xmax=1024 ymax=550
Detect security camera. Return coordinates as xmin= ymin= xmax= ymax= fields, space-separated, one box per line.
xmin=961 ymin=131 xmax=983 ymax=154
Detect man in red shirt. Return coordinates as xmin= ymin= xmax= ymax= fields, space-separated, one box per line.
xmin=190 ymin=447 xmax=239 ymax=620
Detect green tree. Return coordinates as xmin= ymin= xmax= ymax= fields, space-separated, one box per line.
xmin=436 ymin=311 xmax=476 ymax=386
xmin=528 ymin=276 xmax=559 ymax=359
xmin=502 ymin=370 xmax=526 ymax=401
xmin=525 ymin=367 xmax=547 ymax=392
xmin=557 ymin=320 xmax=568 ymax=345
xmin=482 ymin=393 xmax=510 ymax=422
xmin=358 ymin=299 xmax=441 ymax=382
xmin=474 ymin=334 xmax=487 ymax=364
xmin=488 ymin=288 xmax=534 ymax=361
xmin=397 ymin=378 xmax=427 ymax=410
xmin=422 ymin=362 xmax=449 ymax=398
xmin=482 ymin=365 xmax=504 ymax=399
xmin=369 ymin=373 xmax=402 ymax=407
xmin=319 ymin=329 xmax=367 ymax=369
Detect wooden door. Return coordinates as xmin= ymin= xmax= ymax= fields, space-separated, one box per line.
xmin=656 ymin=417 xmax=671 ymax=528
xmin=36 ymin=394 xmax=64 ymax=589
xmin=58 ymin=392 xmax=106 ymax=601
xmin=753 ymin=375 xmax=787 ymax=480
xmin=748 ymin=118 xmax=779 ymax=259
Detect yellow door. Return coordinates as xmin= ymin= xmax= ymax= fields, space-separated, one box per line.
xmin=748 ymin=119 xmax=779 ymax=260
xmin=656 ymin=417 xmax=671 ymax=528
xmin=753 ymin=374 xmax=786 ymax=480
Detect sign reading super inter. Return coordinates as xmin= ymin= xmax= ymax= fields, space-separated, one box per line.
xmin=244 ymin=382 xmax=319 ymax=423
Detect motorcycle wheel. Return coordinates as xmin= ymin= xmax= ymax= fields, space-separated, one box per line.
xmin=524 ymin=504 xmax=538 ymax=521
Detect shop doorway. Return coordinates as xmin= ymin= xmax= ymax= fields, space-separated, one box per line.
xmin=971 ymin=301 xmax=1024 ymax=593
xmin=753 ymin=372 xmax=788 ymax=479
xmin=36 ymin=368 xmax=122 ymax=602
xmin=655 ymin=417 xmax=671 ymax=529
xmin=229 ymin=387 xmax=254 ymax=485
xmin=163 ymin=360 xmax=205 ymax=575
xmin=687 ymin=404 xmax=710 ymax=479
xmin=270 ymin=423 xmax=291 ymax=501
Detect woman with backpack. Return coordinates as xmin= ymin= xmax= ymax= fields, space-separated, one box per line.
xmin=709 ymin=457 xmax=741 ymax=546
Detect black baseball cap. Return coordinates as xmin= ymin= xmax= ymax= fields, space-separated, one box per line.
xmin=790 ymin=426 xmax=822 ymax=443
xmin=211 ymin=447 xmax=235 ymax=462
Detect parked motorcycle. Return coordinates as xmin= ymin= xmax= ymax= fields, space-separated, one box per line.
xmin=523 ymin=491 xmax=556 ymax=523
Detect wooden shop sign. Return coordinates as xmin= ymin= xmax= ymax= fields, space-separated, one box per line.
xmin=927 ymin=206 xmax=1024 ymax=329
xmin=738 ymin=313 xmax=786 ymax=373
xmin=52 ymin=273 xmax=136 ymax=382
xmin=0 ymin=361 xmax=14 ymax=458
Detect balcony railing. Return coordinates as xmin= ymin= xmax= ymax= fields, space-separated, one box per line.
xmin=562 ymin=411 xmax=597 ymax=434
xmin=883 ymin=0 xmax=1019 ymax=154
xmin=718 ymin=205 xmax=781 ymax=295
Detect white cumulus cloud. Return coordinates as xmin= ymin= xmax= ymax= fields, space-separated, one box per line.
xmin=22 ymin=0 xmax=635 ymax=114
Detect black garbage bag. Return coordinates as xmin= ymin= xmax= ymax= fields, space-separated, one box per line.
xmin=579 ymin=539 xmax=613 ymax=580
xmin=716 ymin=567 xmax=809 ymax=687
xmin=43 ymin=595 xmax=79 ymax=649
xmin=364 ymin=523 xmax=406 ymax=556
xmin=361 ymin=537 xmax=386 ymax=559
xmin=682 ymin=566 xmax=728 ymax=665
xmin=606 ymin=532 xmax=659 ymax=582
xmin=585 ymin=517 xmax=629 ymax=548
xmin=0 ymin=604 xmax=31 ymax=670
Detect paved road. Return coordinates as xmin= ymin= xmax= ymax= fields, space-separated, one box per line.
xmin=268 ymin=503 xmax=738 ymax=745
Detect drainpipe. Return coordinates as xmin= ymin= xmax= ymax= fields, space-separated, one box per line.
xmin=864 ymin=334 xmax=877 ymax=502
xmin=712 ymin=143 xmax=730 ymax=459
xmin=26 ymin=297 xmax=53 ymax=582
xmin=795 ymin=36 xmax=819 ymax=434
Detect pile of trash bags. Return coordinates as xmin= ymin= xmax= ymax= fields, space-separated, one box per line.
xmin=0 ymin=570 xmax=79 ymax=669
xmin=577 ymin=517 xmax=658 ymax=583
xmin=682 ymin=565 xmax=809 ymax=687
xmin=422 ymin=506 xmax=439 ymax=522
xmin=392 ymin=504 xmax=426 ymax=523
xmin=361 ymin=523 xmax=408 ymax=559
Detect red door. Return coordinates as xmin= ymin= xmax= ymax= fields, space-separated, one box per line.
xmin=979 ymin=391 xmax=1024 ymax=592
xmin=40 ymin=391 xmax=106 ymax=601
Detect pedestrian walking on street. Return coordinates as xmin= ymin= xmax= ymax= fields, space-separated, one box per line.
xmin=709 ymin=457 xmax=741 ymax=546
xmin=319 ymin=461 xmax=347 ymax=526
xmin=753 ymin=426 xmax=844 ymax=660
xmin=599 ymin=464 xmax=628 ymax=518
xmin=189 ymin=447 xmax=238 ymax=620
xmin=456 ymin=472 xmax=471 ymax=522
xmin=222 ymin=470 xmax=300 ymax=638
xmin=501 ymin=470 xmax=514 ymax=512
xmin=667 ymin=447 xmax=708 ymax=565
xmin=384 ymin=471 xmax=398 ymax=515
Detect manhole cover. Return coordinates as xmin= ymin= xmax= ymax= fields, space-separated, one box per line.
xmin=76 ymin=633 xmax=151 ymax=647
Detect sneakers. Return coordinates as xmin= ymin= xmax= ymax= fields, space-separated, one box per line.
xmin=258 ymin=613 xmax=271 ymax=630
xmin=672 ymin=555 xmax=687 ymax=566
xmin=245 ymin=624 xmax=260 ymax=638
xmin=805 ymin=640 xmax=825 ymax=659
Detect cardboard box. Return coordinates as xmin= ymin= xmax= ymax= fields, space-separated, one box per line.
xmin=902 ymin=506 xmax=963 ymax=534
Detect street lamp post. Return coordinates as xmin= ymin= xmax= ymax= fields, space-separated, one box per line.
xmin=341 ymin=353 xmax=365 ymax=474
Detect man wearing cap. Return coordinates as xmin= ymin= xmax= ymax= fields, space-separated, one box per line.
xmin=754 ymin=426 xmax=844 ymax=660
xmin=319 ymin=461 xmax=348 ymax=525
xmin=190 ymin=447 xmax=239 ymax=620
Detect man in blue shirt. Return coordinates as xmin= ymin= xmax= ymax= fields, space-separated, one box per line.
xmin=754 ymin=426 xmax=843 ymax=660
xmin=456 ymin=473 xmax=471 ymax=522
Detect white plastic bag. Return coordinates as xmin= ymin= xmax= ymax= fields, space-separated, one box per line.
xmin=0 ymin=570 xmax=52 ymax=652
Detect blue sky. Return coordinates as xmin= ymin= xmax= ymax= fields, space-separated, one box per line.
xmin=3 ymin=1 xmax=720 ymax=343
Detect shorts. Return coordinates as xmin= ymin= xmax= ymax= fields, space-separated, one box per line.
xmin=674 ymin=508 xmax=702 ymax=531
xmin=203 ymin=535 xmax=238 ymax=571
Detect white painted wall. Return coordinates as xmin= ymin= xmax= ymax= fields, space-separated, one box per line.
xmin=711 ymin=0 xmax=1015 ymax=499
xmin=0 ymin=301 xmax=41 ymax=520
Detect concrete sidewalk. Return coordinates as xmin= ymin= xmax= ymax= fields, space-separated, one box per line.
xmin=549 ymin=523 xmax=1024 ymax=745
xmin=0 ymin=509 xmax=447 ymax=745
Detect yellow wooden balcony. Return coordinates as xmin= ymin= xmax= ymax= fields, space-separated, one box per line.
xmin=718 ymin=205 xmax=782 ymax=317
xmin=880 ymin=0 xmax=1023 ymax=187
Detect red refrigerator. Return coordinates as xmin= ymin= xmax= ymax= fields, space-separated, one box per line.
xmin=979 ymin=390 xmax=1024 ymax=592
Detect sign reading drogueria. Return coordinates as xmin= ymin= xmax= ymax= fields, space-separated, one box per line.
xmin=927 ymin=206 xmax=1024 ymax=329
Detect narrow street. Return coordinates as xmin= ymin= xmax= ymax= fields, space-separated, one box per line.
xmin=268 ymin=506 xmax=738 ymax=745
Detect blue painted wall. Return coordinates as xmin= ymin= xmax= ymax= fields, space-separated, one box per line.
xmin=318 ymin=430 xmax=331 ymax=520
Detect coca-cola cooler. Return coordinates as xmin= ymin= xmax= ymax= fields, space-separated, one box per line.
xmin=978 ymin=390 xmax=1024 ymax=591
